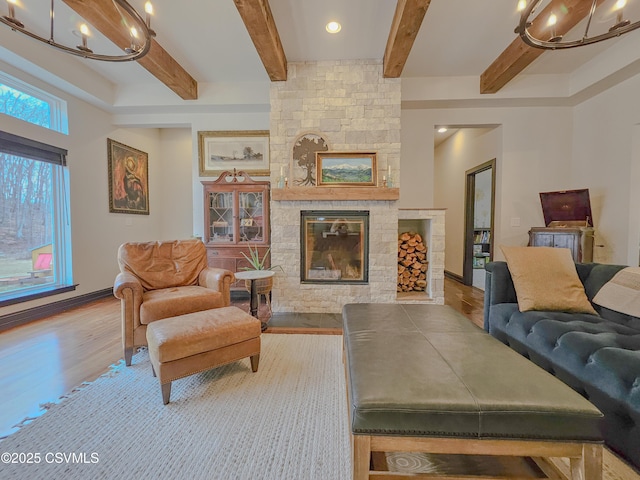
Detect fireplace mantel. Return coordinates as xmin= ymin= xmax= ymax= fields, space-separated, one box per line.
xmin=272 ymin=187 xmax=399 ymax=201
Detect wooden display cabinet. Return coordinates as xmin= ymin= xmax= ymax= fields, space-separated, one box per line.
xmin=202 ymin=170 xmax=270 ymax=290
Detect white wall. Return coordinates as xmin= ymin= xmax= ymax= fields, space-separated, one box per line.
xmin=157 ymin=128 xmax=194 ymax=241
xmin=402 ymin=106 xmax=575 ymax=276
xmin=399 ymin=110 xmax=434 ymax=207
xmin=433 ymin=128 xmax=498 ymax=276
xmin=572 ymin=74 xmax=640 ymax=265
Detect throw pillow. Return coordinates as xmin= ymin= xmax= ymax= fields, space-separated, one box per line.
xmin=501 ymin=246 xmax=597 ymax=314
xmin=592 ymin=267 xmax=640 ymax=317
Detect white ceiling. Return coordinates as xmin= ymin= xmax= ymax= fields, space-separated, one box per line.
xmin=2 ymin=0 xmax=640 ymax=105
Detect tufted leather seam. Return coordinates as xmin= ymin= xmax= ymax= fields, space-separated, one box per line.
xmin=400 ymin=304 xmax=483 ymax=432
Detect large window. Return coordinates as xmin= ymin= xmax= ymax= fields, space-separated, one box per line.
xmin=0 ymin=75 xmax=72 ymax=305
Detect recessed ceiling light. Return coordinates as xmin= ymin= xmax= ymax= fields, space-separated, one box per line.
xmin=326 ymin=21 xmax=341 ymax=34
xmin=437 ymin=127 xmax=448 ymax=133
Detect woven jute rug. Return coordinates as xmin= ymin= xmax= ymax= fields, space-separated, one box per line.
xmin=0 ymin=334 xmax=350 ymax=480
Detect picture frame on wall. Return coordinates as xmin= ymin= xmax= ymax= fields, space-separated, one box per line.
xmin=198 ymin=130 xmax=270 ymax=177
xmin=107 ymin=138 xmax=149 ymax=215
xmin=316 ymin=152 xmax=377 ymax=187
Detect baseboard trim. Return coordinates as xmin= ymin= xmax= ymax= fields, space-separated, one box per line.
xmin=444 ymin=270 xmax=464 ymax=284
xmin=0 ymin=288 xmax=114 ymax=333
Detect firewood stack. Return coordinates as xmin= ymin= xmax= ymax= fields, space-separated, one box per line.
xmin=398 ymin=231 xmax=428 ymax=292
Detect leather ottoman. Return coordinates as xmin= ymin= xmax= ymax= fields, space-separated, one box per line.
xmin=342 ymin=303 xmax=604 ymax=480
xmin=146 ymin=306 xmax=261 ymax=404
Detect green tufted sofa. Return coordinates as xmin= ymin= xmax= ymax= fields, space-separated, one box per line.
xmin=484 ymin=261 xmax=640 ymax=471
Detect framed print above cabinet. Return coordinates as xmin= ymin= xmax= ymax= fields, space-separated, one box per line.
xmin=198 ymin=130 xmax=270 ymax=176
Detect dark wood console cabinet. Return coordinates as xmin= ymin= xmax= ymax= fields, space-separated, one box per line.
xmin=528 ymin=227 xmax=594 ymax=263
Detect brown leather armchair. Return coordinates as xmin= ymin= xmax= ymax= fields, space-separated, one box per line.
xmin=113 ymin=239 xmax=234 ymax=366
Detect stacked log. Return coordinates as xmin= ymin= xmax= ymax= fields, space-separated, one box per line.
xmin=398 ymin=232 xmax=428 ymax=292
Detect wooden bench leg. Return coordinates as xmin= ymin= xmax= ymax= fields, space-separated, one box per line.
xmin=570 ymin=444 xmax=602 ymax=480
xmin=352 ymin=434 xmax=371 ymax=480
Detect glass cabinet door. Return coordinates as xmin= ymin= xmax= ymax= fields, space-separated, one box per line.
xmin=208 ymin=191 xmax=234 ymax=243
xmin=238 ymin=191 xmax=265 ymax=243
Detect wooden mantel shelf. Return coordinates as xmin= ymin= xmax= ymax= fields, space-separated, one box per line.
xmin=272 ymin=186 xmax=399 ymax=201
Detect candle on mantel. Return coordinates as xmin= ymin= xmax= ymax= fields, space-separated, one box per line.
xmin=280 ymin=165 xmax=284 ymax=177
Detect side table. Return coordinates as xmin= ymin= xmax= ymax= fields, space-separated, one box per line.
xmin=234 ymin=270 xmax=275 ymax=332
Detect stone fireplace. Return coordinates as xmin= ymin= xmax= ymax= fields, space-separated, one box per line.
xmin=268 ymin=60 xmax=444 ymax=313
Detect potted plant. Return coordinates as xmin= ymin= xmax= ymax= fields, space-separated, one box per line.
xmin=240 ymin=245 xmax=283 ymax=296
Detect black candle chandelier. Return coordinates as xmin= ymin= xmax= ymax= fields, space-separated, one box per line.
xmin=0 ymin=0 xmax=156 ymax=61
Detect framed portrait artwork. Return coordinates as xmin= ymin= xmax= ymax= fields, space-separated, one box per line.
xmin=107 ymin=139 xmax=149 ymax=215
xmin=316 ymin=152 xmax=377 ymax=187
xmin=198 ymin=130 xmax=270 ymax=176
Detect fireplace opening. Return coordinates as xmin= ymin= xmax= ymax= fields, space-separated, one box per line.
xmin=300 ymin=210 xmax=369 ymax=284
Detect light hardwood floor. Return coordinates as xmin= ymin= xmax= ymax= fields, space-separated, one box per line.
xmin=0 ymin=280 xmax=637 ymax=479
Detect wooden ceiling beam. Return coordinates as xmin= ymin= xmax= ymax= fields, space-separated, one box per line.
xmin=233 ymin=0 xmax=287 ymax=81
xmin=61 ymin=0 xmax=198 ymax=100
xmin=480 ymin=0 xmax=605 ymax=94
xmin=383 ymin=0 xmax=432 ymax=78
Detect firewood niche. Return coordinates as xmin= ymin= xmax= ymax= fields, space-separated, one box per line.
xmin=397 ymin=231 xmax=428 ymax=292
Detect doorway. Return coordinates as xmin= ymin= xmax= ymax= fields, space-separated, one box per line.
xmin=463 ymin=159 xmax=496 ymax=288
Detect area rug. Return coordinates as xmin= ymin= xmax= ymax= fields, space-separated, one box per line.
xmin=0 ymin=334 xmax=350 ymax=480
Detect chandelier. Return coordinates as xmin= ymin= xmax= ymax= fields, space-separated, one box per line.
xmin=0 ymin=0 xmax=156 ymax=61
xmin=515 ymin=0 xmax=640 ymax=49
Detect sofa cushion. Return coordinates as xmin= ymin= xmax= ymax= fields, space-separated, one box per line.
xmin=118 ymin=239 xmax=208 ymax=290
xmin=140 ymin=286 xmax=225 ymax=325
xmin=592 ymin=267 xmax=640 ymax=318
xmin=501 ymin=246 xmax=597 ymax=314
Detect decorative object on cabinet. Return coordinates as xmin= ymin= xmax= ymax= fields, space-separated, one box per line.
xmin=198 ymin=130 xmax=270 ymax=177
xmin=203 ymin=170 xmax=270 ymax=290
xmin=316 ymin=152 xmax=377 ymax=187
xmin=107 ymin=138 xmax=149 ymax=215
xmin=291 ymin=132 xmax=329 ymax=186
xmin=528 ymin=189 xmax=595 ymax=263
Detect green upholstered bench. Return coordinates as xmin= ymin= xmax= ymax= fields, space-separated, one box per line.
xmin=342 ymin=303 xmax=604 ymax=480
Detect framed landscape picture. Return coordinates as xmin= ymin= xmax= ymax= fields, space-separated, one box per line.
xmin=198 ymin=130 xmax=270 ymax=176
xmin=107 ymin=139 xmax=149 ymax=215
xmin=316 ymin=152 xmax=377 ymax=187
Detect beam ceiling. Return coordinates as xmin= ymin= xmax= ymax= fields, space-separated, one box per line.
xmin=61 ymin=0 xmax=198 ymax=100
xmin=480 ymin=0 xmax=606 ymax=94
xmin=384 ymin=0 xmax=432 ymax=78
xmin=233 ymin=0 xmax=287 ymax=81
